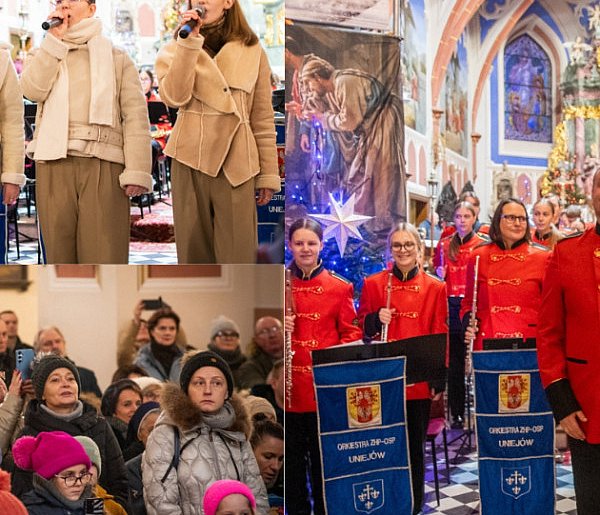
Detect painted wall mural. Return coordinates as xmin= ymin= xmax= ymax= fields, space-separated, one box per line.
xmin=401 ymin=0 xmax=426 ymax=134
xmin=504 ymin=34 xmax=552 ymax=143
xmin=442 ymin=33 xmax=468 ymax=156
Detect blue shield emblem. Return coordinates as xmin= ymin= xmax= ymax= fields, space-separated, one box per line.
xmin=501 ymin=466 xmax=531 ymax=499
xmin=352 ymin=479 xmax=384 ymax=513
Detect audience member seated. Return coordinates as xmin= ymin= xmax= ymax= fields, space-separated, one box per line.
xmin=207 ymin=315 xmax=247 ymax=387
xmin=0 ymin=310 xmax=33 ymax=351
xmin=123 ymin=401 xmax=160 ymax=462
xmin=250 ymin=419 xmax=284 ymax=509
xmin=34 ymin=327 xmax=102 ymax=398
xmin=13 ymin=431 xmax=95 ymax=515
xmin=250 ymin=359 xmax=284 ymax=426
xmin=0 ymin=370 xmax=26 ymax=466
xmin=142 ymin=351 xmax=268 ymax=513
xmin=244 ymin=395 xmax=277 ymax=424
xmin=118 ymin=301 xmax=189 ymax=368
xmin=131 ymin=376 xmax=163 ymax=404
xmin=125 ymin=402 xmax=161 ymax=515
xmin=203 ymin=480 xmax=257 ymax=515
xmin=0 ymin=469 xmax=27 ymax=514
xmin=111 ymin=364 xmax=149 ymax=383
xmin=75 ymin=436 xmax=127 ymax=515
xmin=12 ymin=355 xmax=129 ymax=508
xmin=237 ymin=317 xmax=283 ymax=390
xmin=133 ymin=309 xmax=184 ymax=383
xmin=100 ymin=379 xmax=143 ymax=451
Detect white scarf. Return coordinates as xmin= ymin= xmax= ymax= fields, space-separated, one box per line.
xmin=33 ymin=17 xmax=114 ymax=161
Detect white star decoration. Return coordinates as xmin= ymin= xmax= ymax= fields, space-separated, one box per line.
xmin=312 ymin=193 xmax=373 ymax=256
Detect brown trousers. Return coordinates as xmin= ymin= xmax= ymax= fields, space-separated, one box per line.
xmin=37 ymin=156 xmax=130 ymax=263
xmin=171 ymin=161 xmax=257 ymax=263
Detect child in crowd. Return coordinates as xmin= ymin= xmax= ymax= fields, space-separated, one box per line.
xmin=203 ymin=479 xmax=256 ymax=515
xmin=13 ymin=431 xmax=93 ymax=515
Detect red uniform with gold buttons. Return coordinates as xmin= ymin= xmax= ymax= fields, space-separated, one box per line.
xmin=434 ymin=232 xmax=488 ymax=296
xmin=288 ymin=262 xmax=362 ymax=413
xmin=460 ymin=239 xmax=550 ymax=351
xmin=358 ymin=265 xmax=448 ymax=400
xmin=537 ymin=227 xmax=600 ymax=444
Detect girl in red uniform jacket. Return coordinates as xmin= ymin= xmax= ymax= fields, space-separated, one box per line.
xmin=285 ymin=218 xmax=362 ymax=515
xmin=462 ymin=198 xmax=550 ymax=350
xmin=435 ymin=202 xmax=487 ymax=428
xmin=359 ymin=222 xmax=448 ymax=515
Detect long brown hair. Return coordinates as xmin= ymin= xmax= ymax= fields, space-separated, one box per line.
xmin=175 ymin=1 xmax=258 ymax=46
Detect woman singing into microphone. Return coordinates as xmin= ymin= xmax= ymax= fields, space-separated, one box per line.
xmin=358 ymin=223 xmax=448 ymax=515
xmin=434 ymin=201 xmax=487 ymax=428
xmin=285 ymin=218 xmax=362 ymax=515
xmin=462 ymin=198 xmax=550 ymax=350
xmin=155 ymin=0 xmax=280 ymax=264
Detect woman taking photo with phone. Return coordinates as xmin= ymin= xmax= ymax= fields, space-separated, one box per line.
xmin=155 ymin=0 xmax=280 ymax=264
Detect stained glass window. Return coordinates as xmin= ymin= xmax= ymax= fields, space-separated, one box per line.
xmin=504 ymin=35 xmax=552 ymax=143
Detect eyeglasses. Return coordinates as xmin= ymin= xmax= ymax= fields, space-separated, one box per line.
xmin=192 ymin=379 xmax=226 ymax=390
xmin=54 ymin=472 xmax=92 ymax=487
xmin=51 ymin=0 xmax=92 ymax=7
xmin=391 ymin=241 xmax=416 ymax=251
xmin=501 ymin=214 xmax=528 ymax=224
xmin=216 ymin=331 xmax=239 ymax=338
xmin=257 ymin=326 xmax=282 ymax=337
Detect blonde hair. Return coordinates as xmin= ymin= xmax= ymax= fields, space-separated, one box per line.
xmin=387 ymin=222 xmax=423 ymax=265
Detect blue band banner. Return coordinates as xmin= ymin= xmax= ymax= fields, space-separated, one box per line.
xmin=0 ymin=192 xmax=7 ymax=264
xmin=473 ymin=349 xmax=555 ymax=515
xmin=313 ymin=354 xmax=412 ymax=515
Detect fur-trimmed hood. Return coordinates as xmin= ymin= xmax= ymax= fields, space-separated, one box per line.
xmin=158 ymin=382 xmax=250 ymax=437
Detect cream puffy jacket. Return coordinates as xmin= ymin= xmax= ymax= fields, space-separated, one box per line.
xmin=0 ymin=45 xmax=25 ymax=187
xmin=20 ymin=33 xmax=152 ymax=191
xmin=155 ymin=35 xmax=280 ymax=191
xmin=142 ymin=385 xmax=268 ymax=515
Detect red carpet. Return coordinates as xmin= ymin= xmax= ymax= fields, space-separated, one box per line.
xmin=130 ymin=197 xmax=175 ymax=243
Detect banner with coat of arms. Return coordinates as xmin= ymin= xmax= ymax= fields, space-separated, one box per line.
xmin=313 ymin=354 xmax=412 ymax=514
xmin=473 ymin=349 xmax=555 ymax=515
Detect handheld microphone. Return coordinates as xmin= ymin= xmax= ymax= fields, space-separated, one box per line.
xmin=42 ymin=17 xmax=63 ymax=30
xmin=178 ymin=6 xmax=206 ymax=39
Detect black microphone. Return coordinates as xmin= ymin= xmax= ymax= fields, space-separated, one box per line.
xmin=178 ymin=6 xmax=206 ymax=39
xmin=42 ymin=17 xmax=63 ymax=30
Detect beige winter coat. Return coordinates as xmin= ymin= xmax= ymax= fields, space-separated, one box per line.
xmin=0 ymin=45 xmax=25 ymax=187
xmin=155 ymin=35 xmax=280 ymax=191
xmin=20 ymin=33 xmax=152 ymax=191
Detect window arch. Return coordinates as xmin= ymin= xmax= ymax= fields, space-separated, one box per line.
xmin=504 ymin=34 xmax=552 ymax=143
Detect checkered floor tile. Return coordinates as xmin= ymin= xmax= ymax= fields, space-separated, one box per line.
xmin=7 ymin=239 xmax=178 ymax=264
xmin=422 ymin=427 xmax=576 ymax=514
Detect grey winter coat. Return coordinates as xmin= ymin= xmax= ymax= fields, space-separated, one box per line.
xmin=133 ymin=343 xmax=183 ymax=383
xmin=141 ymin=384 xmax=268 ymax=515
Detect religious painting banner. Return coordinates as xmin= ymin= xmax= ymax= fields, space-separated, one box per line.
xmin=285 ymin=21 xmax=406 ymax=290
xmin=473 ymin=349 xmax=555 ymax=515
xmin=286 ymin=0 xmax=393 ymax=32
xmin=313 ymin=353 xmax=412 ymax=515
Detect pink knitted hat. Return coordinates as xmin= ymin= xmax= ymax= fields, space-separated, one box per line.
xmin=12 ymin=431 xmax=91 ymax=480
xmin=203 ymin=480 xmax=256 ymax=515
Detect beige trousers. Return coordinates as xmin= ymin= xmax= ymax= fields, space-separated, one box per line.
xmin=37 ymin=156 xmax=130 ymax=263
xmin=171 ymin=161 xmax=257 ymax=263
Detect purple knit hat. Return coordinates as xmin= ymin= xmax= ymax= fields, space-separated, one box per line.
xmin=203 ymin=480 xmax=256 ymax=515
xmin=12 ymin=431 xmax=91 ymax=480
